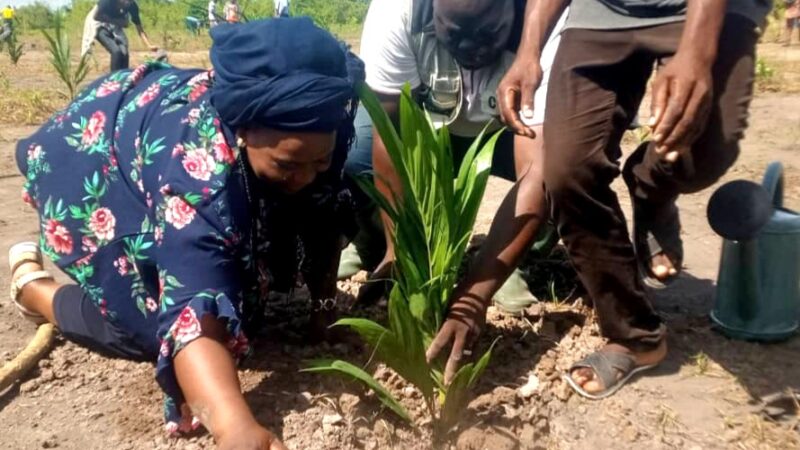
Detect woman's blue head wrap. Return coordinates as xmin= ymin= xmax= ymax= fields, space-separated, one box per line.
xmin=210 ymin=17 xmax=365 ymax=132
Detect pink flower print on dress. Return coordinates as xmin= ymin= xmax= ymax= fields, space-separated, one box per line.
xmin=89 ymin=207 xmax=116 ymax=241
xmin=21 ymin=189 xmax=35 ymax=208
xmin=146 ymin=297 xmax=158 ymax=312
xmin=45 ymin=219 xmax=73 ymax=254
xmin=171 ymin=307 xmax=202 ymax=345
xmin=213 ymin=134 xmax=235 ymax=165
xmin=188 ymin=82 xmax=208 ymax=102
xmin=186 ymin=108 xmax=201 ymax=126
xmin=182 ymin=148 xmax=215 ymax=181
xmin=137 ymin=83 xmax=161 ymax=107
xmin=27 ymin=144 xmax=42 ymax=162
xmin=114 ymin=255 xmax=129 ymax=276
xmin=81 ymin=236 xmax=98 ymax=254
xmin=164 ymin=196 xmax=196 ymax=230
xmin=96 ymin=80 xmax=121 ymax=98
xmin=81 ymin=111 xmax=107 ymax=147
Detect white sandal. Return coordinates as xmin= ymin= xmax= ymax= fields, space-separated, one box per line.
xmin=8 ymin=242 xmax=53 ymax=325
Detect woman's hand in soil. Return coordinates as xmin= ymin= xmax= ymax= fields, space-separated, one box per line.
xmin=218 ymin=422 xmax=288 ymax=450
xmin=426 ymin=294 xmax=487 ymax=385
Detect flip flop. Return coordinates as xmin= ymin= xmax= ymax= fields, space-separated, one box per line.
xmin=632 ymin=201 xmax=684 ymax=290
xmin=563 ymin=350 xmax=658 ymax=400
xmin=8 ymin=242 xmax=52 ymax=325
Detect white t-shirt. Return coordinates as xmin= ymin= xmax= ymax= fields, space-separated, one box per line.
xmin=360 ymin=0 xmax=567 ymax=129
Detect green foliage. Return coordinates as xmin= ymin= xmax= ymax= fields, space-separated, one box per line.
xmin=42 ymin=15 xmax=90 ymax=100
xmin=14 ymin=2 xmax=57 ymax=31
xmin=305 ymin=84 xmax=500 ymax=432
xmin=756 ymin=57 xmax=775 ymax=81
xmin=293 ymin=0 xmax=368 ymax=30
xmin=6 ymin=34 xmax=24 ymax=65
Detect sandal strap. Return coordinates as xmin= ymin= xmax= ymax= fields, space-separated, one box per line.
xmin=8 ymin=242 xmax=43 ymax=274
xmin=571 ymin=351 xmax=637 ymax=390
xmin=10 ymin=270 xmax=53 ymax=315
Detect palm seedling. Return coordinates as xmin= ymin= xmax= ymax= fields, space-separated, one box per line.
xmin=42 ymin=16 xmax=90 ymax=100
xmin=6 ymin=34 xmax=23 ymax=65
xmin=304 ymin=84 xmax=501 ymax=433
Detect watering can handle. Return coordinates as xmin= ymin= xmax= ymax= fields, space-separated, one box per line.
xmin=762 ymin=161 xmax=784 ymax=209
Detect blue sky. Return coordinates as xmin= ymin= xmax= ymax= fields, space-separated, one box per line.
xmin=6 ymin=0 xmax=72 ymax=8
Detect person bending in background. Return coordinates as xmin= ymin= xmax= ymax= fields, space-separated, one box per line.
xmin=344 ymin=0 xmax=567 ymax=317
xmin=91 ymin=0 xmax=157 ymax=71
xmin=10 ymin=19 xmax=362 ymax=448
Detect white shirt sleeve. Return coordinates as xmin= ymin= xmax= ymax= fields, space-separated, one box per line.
xmin=359 ymin=0 xmax=420 ymax=95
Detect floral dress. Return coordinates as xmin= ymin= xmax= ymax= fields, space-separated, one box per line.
xmin=15 ymin=62 xmax=351 ymax=434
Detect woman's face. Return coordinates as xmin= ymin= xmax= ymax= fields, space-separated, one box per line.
xmin=241 ymin=127 xmax=336 ymax=194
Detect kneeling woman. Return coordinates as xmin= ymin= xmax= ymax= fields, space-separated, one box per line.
xmin=10 ymin=19 xmax=361 ymax=449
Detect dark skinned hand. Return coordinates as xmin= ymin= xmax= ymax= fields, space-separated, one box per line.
xmin=650 ymin=51 xmax=714 ymax=163
xmin=425 ymin=294 xmax=487 ymax=385
xmin=497 ymin=56 xmax=542 ymax=138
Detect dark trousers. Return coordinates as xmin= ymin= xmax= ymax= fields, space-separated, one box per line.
xmin=543 ymin=14 xmax=758 ymax=349
xmin=54 ymin=285 xmax=157 ymax=361
xmin=96 ymin=26 xmax=130 ymax=71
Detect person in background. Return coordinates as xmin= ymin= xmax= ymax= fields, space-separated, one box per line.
xmin=224 ymin=0 xmax=240 ymax=23
xmin=90 ymin=0 xmax=158 ymax=71
xmin=449 ymin=0 xmax=772 ymax=399
xmin=208 ymin=0 xmax=219 ymax=27
xmin=10 ymin=18 xmax=362 ymax=448
xmin=0 ymin=5 xmax=14 ymax=45
xmin=346 ymin=0 xmax=566 ymax=317
xmin=274 ymin=0 xmax=290 ymax=18
xmin=782 ymin=0 xmax=799 ymax=45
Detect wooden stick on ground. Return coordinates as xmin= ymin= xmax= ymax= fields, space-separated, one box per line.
xmin=0 ymin=324 xmax=56 ymax=392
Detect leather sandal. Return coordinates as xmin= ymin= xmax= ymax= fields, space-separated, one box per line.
xmin=8 ymin=242 xmax=52 ymax=325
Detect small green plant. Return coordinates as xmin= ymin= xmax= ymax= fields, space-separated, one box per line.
xmin=0 ymin=33 xmax=23 ymax=66
xmin=304 ymin=84 xmax=500 ymax=432
xmin=42 ymin=16 xmax=90 ymax=100
xmin=690 ymin=351 xmax=710 ymax=375
xmin=756 ymin=57 xmax=775 ymax=82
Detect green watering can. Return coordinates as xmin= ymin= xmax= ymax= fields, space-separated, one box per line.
xmin=708 ymin=162 xmax=800 ymax=341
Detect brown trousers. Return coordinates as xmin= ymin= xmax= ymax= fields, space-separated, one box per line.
xmin=543 ymin=14 xmax=759 ymax=350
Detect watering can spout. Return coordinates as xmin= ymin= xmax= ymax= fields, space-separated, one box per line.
xmin=709 ymin=161 xmax=800 ymax=341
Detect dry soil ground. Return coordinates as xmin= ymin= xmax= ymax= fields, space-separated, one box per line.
xmin=0 ymin=44 xmax=798 ymax=449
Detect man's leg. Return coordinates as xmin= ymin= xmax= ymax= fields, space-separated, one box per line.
xmin=544 ymin=27 xmax=667 ymax=378
xmin=625 ymin=15 xmax=758 ymax=226
xmin=96 ymin=27 xmax=126 ymax=72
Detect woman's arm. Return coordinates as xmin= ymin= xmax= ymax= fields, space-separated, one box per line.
xmin=175 ymin=316 xmax=287 ymax=449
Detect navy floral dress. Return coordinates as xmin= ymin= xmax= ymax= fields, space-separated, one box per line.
xmin=16 ymin=62 xmax=351 ymax=434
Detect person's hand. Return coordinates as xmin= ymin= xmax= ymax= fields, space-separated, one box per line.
xmin=425 ymin=294 xmax=487 ymax=385
xmin=497 ymin=56 xmax=543 ymax=138
xmin=649 ymin=50 xmax=714 ymax=163
xmin=218 ymin=422 xmax=288 ymax=450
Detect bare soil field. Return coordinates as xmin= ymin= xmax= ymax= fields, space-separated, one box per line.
xmin=0 ymin=44 xmax=798 ymax=449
